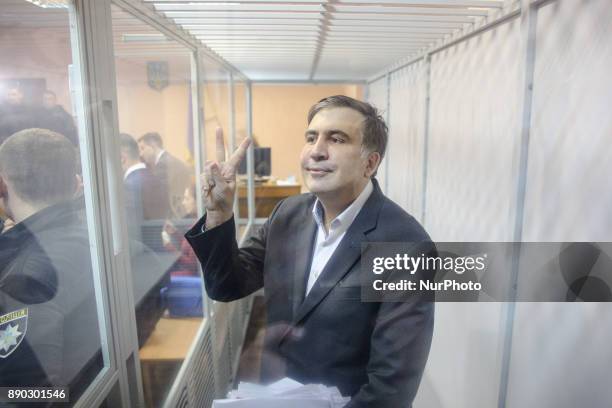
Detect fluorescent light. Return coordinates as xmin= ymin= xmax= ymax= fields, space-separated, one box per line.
xmin=24 ymin=0 xmax=69 ymax=8
xmin=122 ymin=33 xmax=169 ymax=42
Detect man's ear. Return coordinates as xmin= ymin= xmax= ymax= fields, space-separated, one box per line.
xmin=364 ymin=151 xmax=382 ymax=177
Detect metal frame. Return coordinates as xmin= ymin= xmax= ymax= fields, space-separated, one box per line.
xmin=384 ymin=72 xmax=391 ymax=195
xmin=47 ymin=0 xmax=256 ymax=406
xmin=66 ymin=0 xmax=125 ymax=406
xmin=497 ymin=0 xmax=539 ymax=407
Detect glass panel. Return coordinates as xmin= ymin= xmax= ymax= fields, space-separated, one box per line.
xmin=0 ymin=0 xmax=108 ymax=404
xmin=201 ymin=57 xmax=231 ymax=164
xmin=110 ymin=5 xmax=204 ymax=407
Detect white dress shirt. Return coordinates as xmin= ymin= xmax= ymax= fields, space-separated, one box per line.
xmin=123 ymin=162 xmax=146 ymax=181
xmin=305 ymin=180 xmax=374 ymax=296
xmin=155 ymin=150 xmax=166 ymax=165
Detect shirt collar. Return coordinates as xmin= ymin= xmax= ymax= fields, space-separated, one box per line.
xmin=124 ymin=162 xmax=146 ymax=180
xmin=311 ymin=179 xmax=373 ymax=237
xmin=155 ymin=150 xmax=166 ymax=165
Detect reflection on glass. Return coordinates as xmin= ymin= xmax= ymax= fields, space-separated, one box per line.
xmin=111 ymin=5 xmax=203 ymax=407
xmin=0 ymin=1 xmax=105 ymax=403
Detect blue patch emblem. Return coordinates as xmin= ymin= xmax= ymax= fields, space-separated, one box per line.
xmin=0 ymin=308 xmax=28 ymax=358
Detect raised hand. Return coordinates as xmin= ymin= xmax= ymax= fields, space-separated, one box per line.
xmin=202 ymin=127 xmax=251 ymax=228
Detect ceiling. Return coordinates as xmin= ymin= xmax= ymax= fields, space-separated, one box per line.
xmin=0 ymin=0 xmax=508 ymax=81
xmin=145 ymin=0 xmax=507 ymax=81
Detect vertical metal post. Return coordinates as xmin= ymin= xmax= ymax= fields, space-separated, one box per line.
xmin=245 ymin=82 xmax=256 ymax=227
xmin=192 ymin=50 xmax=205 ymax=220
xmin=71 ymin=0 xmax=144 ymax=406
xmin=384 ymin=72 xmax=391 ymax=195
xmin=421 ymin=54 xmax=432 ymax=226
xmin=228 ymin=72 xmax=240 ymax=222
xmin=228 ymin=72 xmax=237 ymax=152
xmin=497 ymin=1 xmax=539 ymax=407
xmin=191 ymin=49 xmax=218 ymax=324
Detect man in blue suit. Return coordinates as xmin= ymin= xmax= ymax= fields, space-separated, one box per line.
xmin=120 ymin=133 xmax=148 ymax=242
xmin=186 ymin=96 xmax=434 ymax=407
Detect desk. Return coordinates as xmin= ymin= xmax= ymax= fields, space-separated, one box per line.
xmin=139 ymin=316 xmax=205 ymax=407
xmin=238 ymin=182 xmax=301 ymax=218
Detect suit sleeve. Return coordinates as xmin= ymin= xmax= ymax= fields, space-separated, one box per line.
xmin=346 ymin=242 xmax=436 ymax=408
xmin=184 ymin=205 xmax=280 ymax=302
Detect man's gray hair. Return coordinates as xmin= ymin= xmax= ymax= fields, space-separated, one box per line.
xmin=0 ymin=128 xmax=77 ymax=205
xmin=307 ymin=95 xmax=388 ymax=162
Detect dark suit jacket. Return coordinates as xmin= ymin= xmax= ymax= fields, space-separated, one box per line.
xmin=186 ymin=179 xmax=434 ymax=407
xmin=124 ymin=168 xmax=146 ymax=242
xmin=154 ymin=151 xmax=190 ymax=219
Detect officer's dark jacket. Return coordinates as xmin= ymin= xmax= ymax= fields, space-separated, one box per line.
xmin=0 ymin=199 xmax=102 ymax=394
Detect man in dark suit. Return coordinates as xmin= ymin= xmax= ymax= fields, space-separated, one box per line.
xmin=186 ymin=96 xmax=434 ymax=407
xmin=138 ymin=132 xmax=190 ymax=219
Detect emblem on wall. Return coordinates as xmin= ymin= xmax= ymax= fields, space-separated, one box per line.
xmin=147 ymin=61 xmax=169 ymax=91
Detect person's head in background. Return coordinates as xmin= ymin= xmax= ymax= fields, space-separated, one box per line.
xmin=182 ymin=182 xmax=197 ymax=218
xmin=0 ymin=128 xmax=77 ymax=223
xmin=138 ymin=132 xmax=163 ymax=167
xmin=6 ymin=87 xmax=24 ymax=106
xmin=119 ymin=133 xmax=141 ymax=173
xmin=42 ymin=90 xmax=58 ymax=110
xmin=301 ymin=95 xmax=387 ymax=212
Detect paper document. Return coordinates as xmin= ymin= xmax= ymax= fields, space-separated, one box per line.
xmin=212 ymin=378 xmax=350 ymax=408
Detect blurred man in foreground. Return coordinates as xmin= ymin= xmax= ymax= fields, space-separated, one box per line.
xmin=0 ymin=128 xmax=102 ymax=396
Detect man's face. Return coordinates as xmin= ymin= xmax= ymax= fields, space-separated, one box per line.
xmin=42 ymin=93 xmax=56 ymax=109
xmin=182 ymin=187 xmax=196 ymax=216
xmin=300 ymin=107 xmax=372 ymax=196
xmin=138 ymin=141 xmax=156 ymax=166
xmin=7 ymin=89 xmax=23 ymax=106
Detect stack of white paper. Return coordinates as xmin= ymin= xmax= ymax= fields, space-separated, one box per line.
xmin=212 ymin=378 xmax=350 ymax=408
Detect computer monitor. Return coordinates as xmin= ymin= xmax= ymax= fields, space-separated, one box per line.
xmin=238 ymin=147 xmax=271 ymax=177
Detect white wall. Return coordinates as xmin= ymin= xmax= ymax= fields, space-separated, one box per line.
xmin=388 ymin=62 xmax=427 ymax=221
xmin=368 ymin=0 xmax=612 ymax=407
xmin=366 ymin=78 xmax=389 ymax=193
xmin=507 ymin=0 xmax=612 ymax=407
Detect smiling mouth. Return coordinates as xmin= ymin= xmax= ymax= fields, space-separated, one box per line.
xmin=306 ymin=167 xmax=333 ymax=176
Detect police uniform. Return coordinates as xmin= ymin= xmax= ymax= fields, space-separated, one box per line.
xmin=0 ymin=199 xmax=102 ymax=403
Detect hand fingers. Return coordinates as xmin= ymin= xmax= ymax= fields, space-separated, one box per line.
xmin=215 ymin=127 xmax=226 ymax=163
xmin=210 ymin=162 xmax=225 ymax=187
xmin=201 ymin=162 xmax=215 ymax=196
xmin=227 ymin=137 xmax=252 ymax=168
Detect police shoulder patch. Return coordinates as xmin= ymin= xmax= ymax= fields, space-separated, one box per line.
xmin=0 ymin=307 xmax=28 ymax=358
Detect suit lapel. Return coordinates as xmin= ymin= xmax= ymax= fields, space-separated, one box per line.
xmin=287 ymin=198 xmax=317 ymax=318
xmin=291 ymin=180 xmax=385 ymax=326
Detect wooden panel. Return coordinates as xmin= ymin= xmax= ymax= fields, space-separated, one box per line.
xmin=237 ymin=182 xmax=301 ymax=218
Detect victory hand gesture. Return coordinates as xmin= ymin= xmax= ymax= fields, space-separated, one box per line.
xmin=202 ymin=127 xmax=251 ymax=228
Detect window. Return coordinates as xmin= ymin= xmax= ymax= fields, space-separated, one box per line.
xmin=0 ymin=1 xmax=109 ymax=404
xmin=110 ymin=5 xmax=203 ymax=406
